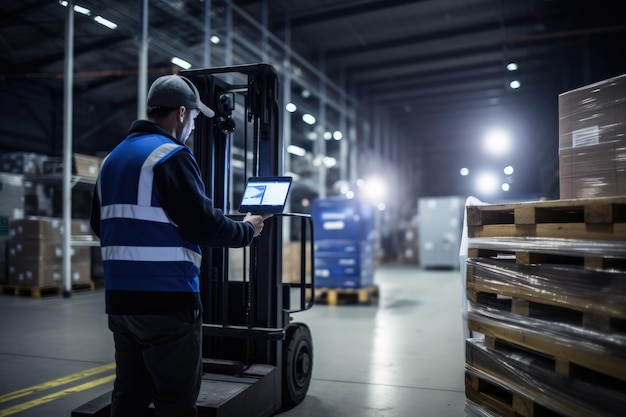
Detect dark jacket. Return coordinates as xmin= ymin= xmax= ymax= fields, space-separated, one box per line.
xmin=90 ymin=120 xmax=254 ymax=314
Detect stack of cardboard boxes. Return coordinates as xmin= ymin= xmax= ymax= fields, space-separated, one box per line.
xmin=559 ymin=73 xmax=626 ymax=199
xmin=0 ymin=151 xmax=101 ymax=290
xmin=7 ymin=218 xmax=92 ymax=289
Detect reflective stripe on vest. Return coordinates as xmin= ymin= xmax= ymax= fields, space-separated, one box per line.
xmin=102 ymin=245 xmax=202 ymax=265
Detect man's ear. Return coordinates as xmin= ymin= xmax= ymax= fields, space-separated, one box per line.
xmin=178 ymin=106 xmax=186 ymax=123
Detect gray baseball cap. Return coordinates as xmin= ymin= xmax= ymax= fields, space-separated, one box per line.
xmin=147 ymin=74 xmax=215 ymax=118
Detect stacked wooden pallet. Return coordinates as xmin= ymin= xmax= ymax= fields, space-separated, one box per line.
xmin=464 ymin=196 xmax=626 ymax=417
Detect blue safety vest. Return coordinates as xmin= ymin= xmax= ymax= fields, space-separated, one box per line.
xmin=97 ymin=133 xmax=201 ymax=293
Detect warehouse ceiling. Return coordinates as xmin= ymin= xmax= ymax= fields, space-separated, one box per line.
xmin=1 ymin=0 xmax=625 ymax=200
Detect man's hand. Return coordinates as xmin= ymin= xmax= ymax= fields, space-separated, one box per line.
xmin=243 ymin=212 xmax=273 ymax=237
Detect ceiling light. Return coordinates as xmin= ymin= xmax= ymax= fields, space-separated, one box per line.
xmin=94 ymin=16 xmax=117 ymax=29
xmin=302 ymin=114 xmax=316 ymax=125
xmin=74 ymin=5 xmax=91 ymax=15
xmin=171 ymin=57 xmax=192 ymax=69
xmin=507 ymin=63 xmax=518 ymax=71
xmin=287 ymin=145 xmax=306 ymax=156
xmin=503 ymin=165 xmax=514 ymax=175
xmin=210 ymin=35 xmax=220 ymax=44
xmin=333 ymin=131 xmax=343 ymax=140
xmin=502 ymin=183 xmax=510 ymax=191
xmin=306 ymin=132 xmax=317 ymax=140
xmin=460 ymin=167 xmax=469 ymax=176
xmin=484 ymin=129 xmax=511 ymax=156
xmin=285 ymin=102 xmax=297 ymax=113
xmin=301 ymin=89 xmax=311 ymax=98
xmin=58 ymin=2 xmax=91 ymax=16
xmin=509 ymin=80 xmax=521 ymax=89
xmin=323 ymin=131 xmax=332 ymax=140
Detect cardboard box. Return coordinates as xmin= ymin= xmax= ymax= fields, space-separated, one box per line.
xmin=283 ymin=241 xmax=312 ymax=284
xmin=7 ymin=261 xmax=91 ymax=288
xmin=73 ymin=153 xmax=101 ymax=179
xmin=43 ymin=154 xmax=102 ymax=179
xmin=226 ymin=242 xmax=312 ymax=284
xmin=558 ymin=74 xmax=626 ymax=199
xmin=0 ymin=172 xmax=25 ymax=220
xmin=10 ymin=217 xmax=91 ymax=240
xmin=7 ymin=239 xmax=90 ymax=262
xmin=0 ymin=152 xmax=48 ymax=175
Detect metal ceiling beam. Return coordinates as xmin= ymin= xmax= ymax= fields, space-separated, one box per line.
xmin=0 ymin=1 xmax=50 ymax=26
xmin=323 ymin=15 xmax=534 ymax=59
xmin=269 ymin=0 xmax=429 ymax=29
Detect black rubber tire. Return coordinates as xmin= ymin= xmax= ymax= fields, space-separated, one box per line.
xmin=281 ymin=322 xmax=313 ymax=410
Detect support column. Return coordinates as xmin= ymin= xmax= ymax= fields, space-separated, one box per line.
xmin=137 ymin=0 xmax=148 ymax=119
xmin=203 ymin=0 xmax=212 ymax=67
xmin=62 ymin=0 xmax=74 ymax=297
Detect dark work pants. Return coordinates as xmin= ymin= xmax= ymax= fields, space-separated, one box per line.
xmin=108 ymin=310 xmax=202 ymax=417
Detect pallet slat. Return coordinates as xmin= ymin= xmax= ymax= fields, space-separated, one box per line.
xmin=465 ymin=338 xmax=626 ymax=417
xmin=308 ymin=285 xmax=379 ymax=306
xmin=0 ymin=282 xmax=95 ymax=298
xmin=468 ymin=313 xmax=626 ymax=382
xmin=467 ymin=196 xmax=626 ymax=240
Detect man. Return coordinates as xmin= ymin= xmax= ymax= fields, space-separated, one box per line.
xmin=90 ymin=74 xmax=270 ymax=417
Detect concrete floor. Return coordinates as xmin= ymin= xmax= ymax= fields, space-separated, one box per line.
xmin=0 ymin=263 xmax=467 ymax=417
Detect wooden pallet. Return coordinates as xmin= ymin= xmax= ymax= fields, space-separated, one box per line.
xmin=0 ymin=282 xmax=95 ymax=298
xmin=310 ymin=285 xmax=379 ymax=306
xmin=467 ymin=196 xmax=626 ymax=240
xmin=466 ymin=260 xmax=626 ymax=326
xmin=468 ymin=245 xmax=626 ymax=270
xmin=465 ymin=339 xmax=626 ymax=417
xmin=468 ymin=313 xmax=626 ymax=382
xmin=465 ymin=372 xmax=564 ymax=417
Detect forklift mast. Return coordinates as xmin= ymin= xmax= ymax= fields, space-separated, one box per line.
xmin=182 ymin=63 xmax=315 ymax=413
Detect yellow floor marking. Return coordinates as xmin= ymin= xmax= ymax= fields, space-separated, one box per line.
xmin=0 ymin=374 xmax=115 ymax=417
xmin=0 ymin=362 xmax=115 ymax=403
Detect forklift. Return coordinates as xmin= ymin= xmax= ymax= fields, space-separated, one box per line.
xmin=72 ymin=64 xmax=315 ymax=417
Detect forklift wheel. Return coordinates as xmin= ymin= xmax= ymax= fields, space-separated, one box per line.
xmin=281 ymin=322 xmax=313 ymax=410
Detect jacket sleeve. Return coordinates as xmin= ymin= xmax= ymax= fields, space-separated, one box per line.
xmin=154 ymin=150 xmax=255 ymax=247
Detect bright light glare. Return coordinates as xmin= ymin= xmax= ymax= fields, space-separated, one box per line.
xmin=302 ymin=114 xmax=316 ymax=125
xmin=333 ymin=131 xmax=343 ymax=140
xmin=287 ymin=145 xmax=306 ymax=156
xmin=210 ymin=35 xmax=220 ymax=44
xmin=377 ymin=202 xmax=386 ymax=211
xmin=285 ymin=103 xmax=297 ymax=112
xmin=346 ymin=191 xmax=355 ymax=199
xmin=475 ymin=172 xmax=499 ymax=195
xmin=94 ymin=16 xmax=117 ymax=29
xmin=363 ymin=177 xmax=386 ymax=202
xmin=484 ymin=129 xmax=511 ymax=156
xmin=460 ymin=167 xmax=470 ymax=176
xmin=507 ymin=63 xmax=518 ymax=71
xmin=503 ymin=165 xmax=514 ymax=175
xmin=323 ymin=131 xmax=332 ymax=140
xmin=171 ymin=57 xmax=191 ymax=70
xmin=322 ymin=156 xmax=337 ymax=168
xmin=510 ymin=80 xmax=521 ymax=89
xmin=502 ymin=183 xmax=510 ymax=191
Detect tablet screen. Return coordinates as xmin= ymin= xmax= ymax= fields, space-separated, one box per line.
xmin=238 ymin=176 xmax=293 ymax=214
